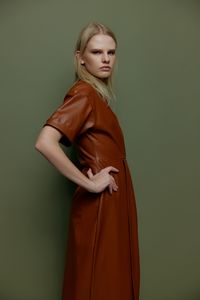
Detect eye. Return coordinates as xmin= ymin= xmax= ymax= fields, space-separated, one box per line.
xmin=108 ymin=50 xmax=116 ymax=55
xmin=91 ymin=50 xmax=101 ymax=54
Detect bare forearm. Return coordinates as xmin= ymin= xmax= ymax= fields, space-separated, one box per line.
xmin=35 ymin=126 xmax=119 ymax=194
xmin=35 ymin=140 xmax=94 ymax=191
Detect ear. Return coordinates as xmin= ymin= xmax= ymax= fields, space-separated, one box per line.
xmin=75 ymin=50 xmax=85 ymax=65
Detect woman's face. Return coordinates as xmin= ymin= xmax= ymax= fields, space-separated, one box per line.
xmin=77 ymin=34 xmax=116 ymax=80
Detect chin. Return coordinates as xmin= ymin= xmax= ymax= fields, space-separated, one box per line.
xmin=92 ymin=73 xmax=108 ymax=80
xmin=98 ymin=74 xmax=110 ymax=79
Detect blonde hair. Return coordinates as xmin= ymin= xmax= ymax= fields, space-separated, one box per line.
xmin=73 ymin=21 xmax=117 ymax=103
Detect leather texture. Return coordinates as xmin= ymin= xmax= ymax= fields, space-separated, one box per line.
xmin=44 ymin=79 xmax=140 ymax=300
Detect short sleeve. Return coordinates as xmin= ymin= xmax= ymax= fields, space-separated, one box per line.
xmin=43 ymin=89 xmax=94 ymax=147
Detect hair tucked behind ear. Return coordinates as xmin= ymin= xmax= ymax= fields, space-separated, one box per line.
xmin=73 ymin=21 xmax=117 ymax=104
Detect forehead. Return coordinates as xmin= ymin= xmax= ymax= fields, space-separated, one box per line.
xmin=86 ymin=34 xmax=116 ymax=49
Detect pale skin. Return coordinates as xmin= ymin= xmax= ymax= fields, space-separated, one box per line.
xmin=76 ymin=33 xmax=116 ymax=80
xmin=35 ymin=33 xmax=119 ymax=194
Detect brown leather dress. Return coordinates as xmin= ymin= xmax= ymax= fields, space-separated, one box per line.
xmin=44 ymin=79 xmax=140 ymax=300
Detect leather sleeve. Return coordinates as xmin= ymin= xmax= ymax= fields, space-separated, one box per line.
xmin=43 ymin=90 xmax=94 ymax=147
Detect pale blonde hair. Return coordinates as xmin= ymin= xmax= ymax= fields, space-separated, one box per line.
xmin=73 ymin=21 xmax=118 ymax=103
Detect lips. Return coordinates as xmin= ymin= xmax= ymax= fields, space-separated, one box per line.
xmin=100 ymin=66 xmax=111 ymax=70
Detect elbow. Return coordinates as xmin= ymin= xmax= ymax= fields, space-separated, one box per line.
xmin=35 ymin=137 xmax=47 ymax=153
xmin=35 ymin=136 xmax=58 ymax=154
xmin=35 ymin=139 xmax=43 ymax=152
xmin=35 ymin=127 xmax=60 ymax=153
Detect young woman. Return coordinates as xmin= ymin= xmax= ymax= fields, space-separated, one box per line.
xmin=35 ymin=22 xmax=140 ymax=300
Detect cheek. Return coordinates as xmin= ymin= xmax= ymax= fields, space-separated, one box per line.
xmin=85 ymin=57 xmax=99 ymax=69
xmin=111 ymin=56 xmax=116 ymax=64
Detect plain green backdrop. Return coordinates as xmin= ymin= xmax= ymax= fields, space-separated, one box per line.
xmin=0 ymin=1 xmax=200 ymax=300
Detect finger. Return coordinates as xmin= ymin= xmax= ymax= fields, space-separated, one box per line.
xmin=111 ymin=181 xmax=118 ymax=191
xmin=112 ymin=185 xmax=117 ymax=192
xmin=112 ymin=184 xmax=117 ymax=192
xmin=87 ymin=168 xmax=93 ymax=179
xmin=110 ymin=175 xmax=118 ymax=189
xmin=104 ymin=166 xmax=119 ymax=173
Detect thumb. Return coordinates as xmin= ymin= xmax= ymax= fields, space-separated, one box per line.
xmin=87 ymin=168 xmax=93 ymax=179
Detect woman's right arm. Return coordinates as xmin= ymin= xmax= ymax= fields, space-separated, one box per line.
xmin=35 ymin=126 xmax=119 ymax=194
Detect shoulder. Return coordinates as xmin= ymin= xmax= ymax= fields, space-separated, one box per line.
xmin=59 ymin=80 xmax=96 ymax=114
xmin=62 ymin=79 xmax=96 ymax=111
xmin=66 ymin=79 xmax=95 ymax=98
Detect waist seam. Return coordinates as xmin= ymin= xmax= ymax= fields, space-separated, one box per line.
xmin=80 ymin=156 xmax=126 ymax=165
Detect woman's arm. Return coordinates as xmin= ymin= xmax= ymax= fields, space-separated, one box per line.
xmin=35 ymin=126 xmax=119 ymax=194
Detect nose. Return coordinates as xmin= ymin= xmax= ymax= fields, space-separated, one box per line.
xmin=102 ymin=52 xmax=110 ymax=63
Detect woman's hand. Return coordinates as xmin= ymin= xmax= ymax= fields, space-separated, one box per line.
xmin=35 ymin=127 xmax=119 ymax=194
xmin=86 ymin=166 xmax=119 ymax=194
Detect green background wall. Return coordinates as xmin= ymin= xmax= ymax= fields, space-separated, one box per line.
xmin=0 ymin=1 xmax=200 ymax=300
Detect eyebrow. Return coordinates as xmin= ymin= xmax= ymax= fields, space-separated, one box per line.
xmin=90 ymin=48 xmax=116 ymax=51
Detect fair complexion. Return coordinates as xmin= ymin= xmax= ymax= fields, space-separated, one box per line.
xmin=35 ymin=34 xmax=119 ymax=194
xmin=76 ymin=33 xmax=116 ymax=80
xmin=35 ymin=127 xmax=118 ymax=193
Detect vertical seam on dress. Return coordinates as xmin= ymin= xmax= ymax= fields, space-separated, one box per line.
xmin=89 ymin=193 xmax=103 ymax=300
xmin=123 ymin=159 xmax=135 ymax=300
